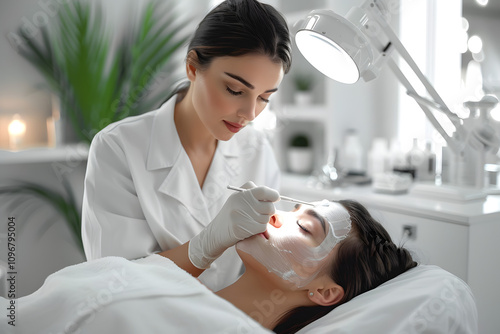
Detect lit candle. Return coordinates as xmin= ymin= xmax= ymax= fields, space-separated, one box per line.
xmin=8 ymin=114 xmax=26 ymax=150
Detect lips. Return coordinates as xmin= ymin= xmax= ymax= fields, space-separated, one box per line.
xmin=224 ymin=120 xmax=244 ymax=133
xmin=260 ymin=230 xmax=270 ymax=240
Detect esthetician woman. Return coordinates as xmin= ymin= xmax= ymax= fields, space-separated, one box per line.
xmin=81 ymin=0 xmax=292 ymax=291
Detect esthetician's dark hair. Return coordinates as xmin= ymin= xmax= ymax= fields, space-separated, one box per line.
xmin=187 ymin=0 xmax=292 ymax=73
xmin=163 ymin=0 xmax=291 ymax=103
xmin=273 ymin=200 xmax=418 ymax=334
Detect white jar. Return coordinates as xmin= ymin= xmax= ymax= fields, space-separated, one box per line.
xmin=287 ymin=147 xmax=314 ymax=174
xmin=368 ymin=138 xmax=389 ymax=177
xmin=339 ymin=129 xmax=364 ymax=173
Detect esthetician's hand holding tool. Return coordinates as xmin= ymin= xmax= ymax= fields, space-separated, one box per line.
xmin=188 ymin=182 xmax=280 ymax=269
xmin=227 ymin=185 xmax=315 ymax=206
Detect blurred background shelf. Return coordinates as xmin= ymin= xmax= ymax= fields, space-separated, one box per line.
xmin=0 ymin=143 xmax=89 ymax=165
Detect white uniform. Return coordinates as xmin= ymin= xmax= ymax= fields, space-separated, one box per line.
xmin=81 ymin=95 xmax=280 ymax=291
xmin=0 ymin=255 xmax=273 ymax=334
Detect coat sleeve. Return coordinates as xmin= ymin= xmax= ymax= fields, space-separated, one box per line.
xmin=81 ymin=131 xmax=159 ymax=261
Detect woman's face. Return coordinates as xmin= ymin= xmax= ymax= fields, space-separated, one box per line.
xmin=266 ymin=206 xmax=329 ymax=249
xmin=236 ymin=205 xmax=337 ymax=288
xmin=188 ymin=53 xmax=284 ymax=141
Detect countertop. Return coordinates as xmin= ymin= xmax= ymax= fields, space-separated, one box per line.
xmin=280 ymin=173 xmax=500 ymax=226
xmin=0 ymin=144 xmax=89 ymax=165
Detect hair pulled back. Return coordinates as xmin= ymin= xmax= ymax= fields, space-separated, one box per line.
xmin=188 ymin=0 xmax=292 ymax=73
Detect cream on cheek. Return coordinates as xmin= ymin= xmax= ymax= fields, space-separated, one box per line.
xmin=237 ymin=204 xmax=350 ymax=288
xmin=267 ymin=224 xmax=309 ymax=251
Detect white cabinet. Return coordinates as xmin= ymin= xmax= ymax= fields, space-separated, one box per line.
xmin=368 ymin=210 xmax=469 ymax=280
xmin=280 ymin=173 xmax=500 ymax=333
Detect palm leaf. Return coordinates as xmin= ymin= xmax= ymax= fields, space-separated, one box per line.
xmin=120 ymin=2 xmax=189 ymax=119
xmin=0 ymin=180 xmax=83 ymax=253
xmin=13 ymin=0 xmax=189 ymax=144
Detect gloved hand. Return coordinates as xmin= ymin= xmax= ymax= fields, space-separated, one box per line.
xmin=188 ymin=181 xmax=280 ymax=269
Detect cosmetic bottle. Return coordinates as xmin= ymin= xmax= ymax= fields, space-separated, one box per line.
xmin=408 ymin=138 xmax=425 ymax=181
xmin=367 ymin=138 xmax=389 ymax=177
xmin=389 ymin=139 xmax=406 ymax=172
xmin=419 ymin=142 xmax=436 ymax=182
xmin=340 ymin=129 xmax=364 ymax=174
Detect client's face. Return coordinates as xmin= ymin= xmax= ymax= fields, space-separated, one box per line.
xmin=265 ymin=206 xmax=329 ymax=249
xmin=237 ymin=202 xmax=350 ymax=288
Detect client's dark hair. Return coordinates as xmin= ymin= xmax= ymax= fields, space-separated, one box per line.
xmin=273 ymin=199 xmax=418 ymax=334
xmin=188 ymin=0 xmax=292 ymax=73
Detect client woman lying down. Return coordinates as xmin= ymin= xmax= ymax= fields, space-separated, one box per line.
xmin=1 ymin=188 xmax=416 ymax=334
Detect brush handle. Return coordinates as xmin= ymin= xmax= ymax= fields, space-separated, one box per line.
xmin=227 ymin=185 xmax=314 ymax=206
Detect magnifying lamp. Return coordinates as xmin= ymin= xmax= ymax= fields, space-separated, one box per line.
xmin=294 ymin=0 xmax=495 ymax=195
xmin=295 ymin=1 xmax=465 ymax=154
xmin=294 ymin=9 xmax=372 ymax=84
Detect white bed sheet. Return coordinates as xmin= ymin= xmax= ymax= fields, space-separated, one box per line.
xmin=0 ymin=255 xmax=271 ymax=334
xmin=1 ymin=257 xmax=478 ymax=334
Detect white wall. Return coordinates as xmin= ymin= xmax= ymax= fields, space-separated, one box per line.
xmin=463 ymin=8 xmax=500 ymax=95
xmin=0 ymin=0 xmax=54 ymax=147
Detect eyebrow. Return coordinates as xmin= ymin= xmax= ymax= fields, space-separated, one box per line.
xmin=305 ymin=209 xmax=327 ymax=236
xmin=224 ymin=72 xmax=278 ymax=93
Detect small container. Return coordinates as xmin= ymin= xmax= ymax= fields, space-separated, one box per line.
xmin=408 ymin=138 xmax=425 ymax=181
xmin=419 ymin=142 xmax=436 ymax=182
xmin=367 ymin=138 xmax=389 ymax=177
xmin=339 ymin=129 xmax=364 ymax=173
xmin=287 ymin=133 xmax=314 ymax=174
xmin=389 ymin=138 xmax=407 ymax=172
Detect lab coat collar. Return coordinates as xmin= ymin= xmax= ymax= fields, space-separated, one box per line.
xmin=146 ymin=96 xmax=242 ymax=171
xmin=217 ymin=134 xmax=240 ymax=158
xmin=157 ymin=143 xmax=240 ymax=226
xmin=147 ymin=95 xmax=243 ymax=225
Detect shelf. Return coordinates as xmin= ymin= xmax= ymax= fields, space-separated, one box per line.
xmin=276 ymin=104 xmax=330 ymax=121
xmin=0 ymin=143 xmax=89 ymax=165
xmin=280 ymin=173 xmax=500 ymax=226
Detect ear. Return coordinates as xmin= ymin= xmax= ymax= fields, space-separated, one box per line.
xmin=309 ymin=283 xmax=344 ymax=307
xmin=186 ymin=50 xmax=199 ymax=81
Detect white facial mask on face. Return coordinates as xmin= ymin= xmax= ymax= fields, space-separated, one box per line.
xmin=236 ymin=200 xmax=351 ymax=288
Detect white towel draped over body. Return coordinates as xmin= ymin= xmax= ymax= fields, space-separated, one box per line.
xmin=0 ymin=255 xmax=271 ymax=334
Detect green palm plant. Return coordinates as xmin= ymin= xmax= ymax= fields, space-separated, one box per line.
xmin=13 ymin=0 xmax=189 ymax=143
xmin=0 ymin=178 xmax=83 ymax=253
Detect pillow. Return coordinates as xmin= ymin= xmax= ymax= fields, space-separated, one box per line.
xmin=297 ymin=265 xmax=478 ymax=334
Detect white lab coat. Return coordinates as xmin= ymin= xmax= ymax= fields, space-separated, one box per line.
xmin=0 ymin=255 xmax=273 ymax=334
xmin=81 ymin=95 xmax=280 ymax=291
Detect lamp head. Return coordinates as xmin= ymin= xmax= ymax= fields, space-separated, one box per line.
xmin=294 ymin=9 xmax=374 ymax=84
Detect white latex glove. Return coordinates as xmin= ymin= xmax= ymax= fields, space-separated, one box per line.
xmin=188 ymin=181 xmax=280 ymax=269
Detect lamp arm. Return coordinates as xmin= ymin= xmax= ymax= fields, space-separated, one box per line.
xmin=406 ymin=92 xmax=453 ymax=115
xmin=386 ymin=59 xmax=462 ymax=155
xmin=380 ymin=23 xmax=462 ymax=125
xmin=406 ymin=93 xmax=464 ymax=130
xmin=363 ymin=2 xmax=465 ymax=155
